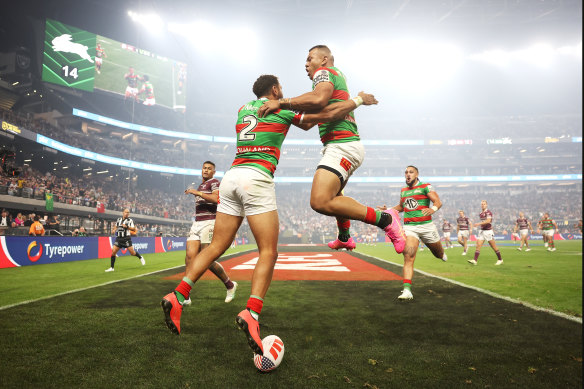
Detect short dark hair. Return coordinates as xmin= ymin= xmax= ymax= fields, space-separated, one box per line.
xmin=252 ymin=75 xmax=279 ymax=98
xmin=34 ymin=215 xmax=40 ymax=221
xmin=407 ymin=165 xmax=419 ymax=173
xmin=309 ymin=44 xmax=331 ymax=53
xmin=203 ymin=161 xmax=215 ymax=168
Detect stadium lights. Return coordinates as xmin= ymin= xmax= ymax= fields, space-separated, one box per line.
xmin=83 ymin=167 xmax=92 ymax=171
xmin=122 ymin=132 xmax=133 ymax=140
xmin=12 ymin=81 xmax=19 ymax=86
xmin=128 ymin=10 xmax=164 ymax=33
xmin=96 ymin=170 xmax=109 ymax=174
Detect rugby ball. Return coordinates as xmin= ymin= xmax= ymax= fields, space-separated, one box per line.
xmin=253 ymin=335 xmax=285 ymax=372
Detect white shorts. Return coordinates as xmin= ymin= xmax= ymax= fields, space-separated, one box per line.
xmin=458 ymin=230 xmax=470 ymax=239
xmin=187 ymin=219 xmax=215 ymax=243
xmin=143 ymin=98 xmax=155 ymax=106
xmin=520 ymin=229 xmax=529 ymax=237
xmin=217 ymin=167 xmax=276 ymax=217
xmin=543 ymin=230 xmax=554 ymax=237
xmin=95 ymin=57 xmax=102 ymax=66
xmin=443 ymin=232 xmax=451 ymax=239
xmin=125 ymin=86 xmax=138 ymax=96
xmin=477 ymin=229 xmax=494 ymax=241
xmin=318 ymin=141 xmax=365 ymax=185
xmin=404 ymin=222 xmax=441 ymax=244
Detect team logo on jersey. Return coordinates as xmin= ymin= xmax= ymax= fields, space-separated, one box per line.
xmin=339 ymin=158 xmax=352 ymax=172
xmin=27 ymin=241 xmax=43 ymax=262
xmin=51 ymin=34 xmax=94 ymax=63
xmin=403 ymin=198 xmax=419 ymax=210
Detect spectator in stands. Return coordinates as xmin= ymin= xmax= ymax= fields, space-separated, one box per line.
xmin=29 ymin=215 xmax=45 ymax=236
xmin=24 ymin=213 xmax=34 ymax=227
xmin=78 ymin=226 xmax=88 ymax=236
xmin=48 ymin=214 xmax=60 ymax=231
xmin=0 ymin=210 xmax=14 ymax=228
xmin=14 ymin=212 xmax=24 ymax=227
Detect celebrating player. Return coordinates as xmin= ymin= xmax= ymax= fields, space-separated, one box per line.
xmin=442 ymin=219 xmax=453 ymax=249
xmin=161 ymin=75 xmax=378 ymax=357
xmin=514 ymin=212 xmax=534 ymax=251
xmin=105 ymin=208 xmax=145 ymax=272
xmin=468 ymin=200 xmax=503 ymax=266
xmin=183 ymin=161 xmax=237 ymax=305
xmin=138 ymin=75 xmax=155 ymax=106
xmin=95 ymin=43 xmax=107 ymax=74
xmin=124 ymin=67 xmax=140 ymax=101
xmin=390 ymin=166 xmax=447 ymax=301
xmin=257 ymin=45 xmax=406 ymax=254
xmin=538 ymin=213 xmax=558 ymax=252
xmin=456 ymin=210 xmax=472 ymax=255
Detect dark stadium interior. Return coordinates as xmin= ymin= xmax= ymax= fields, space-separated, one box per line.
xmin=0 ymin=0 xmax=581 ymax=240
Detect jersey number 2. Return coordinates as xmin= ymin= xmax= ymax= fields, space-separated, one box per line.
xmin=239 ymin=115 xmax=257 ymax=141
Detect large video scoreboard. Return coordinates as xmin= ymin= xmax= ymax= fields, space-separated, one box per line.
xmin=41 ymin=19 xmax=187 ymax=110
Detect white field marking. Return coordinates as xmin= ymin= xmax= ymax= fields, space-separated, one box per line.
xmin=0 ymin=249 xmax=254 ymax=311
xmin=231 ymin=253 xmax=350 ymax=272
xmin=360 ymin=252 xmax=583 ymax=324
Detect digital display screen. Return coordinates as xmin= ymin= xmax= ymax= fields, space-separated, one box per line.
xmin=41 ymin=19 xmax=187 ymax=110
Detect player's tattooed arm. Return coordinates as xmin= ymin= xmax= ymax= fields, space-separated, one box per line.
xmin=259 ymin=82 xmax=334 ymax=117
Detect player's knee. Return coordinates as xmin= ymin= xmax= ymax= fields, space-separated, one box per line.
xmin=310 ymin=196 xmax=330 ymax=214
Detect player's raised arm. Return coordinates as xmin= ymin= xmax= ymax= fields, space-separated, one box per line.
xmin=294 ymin=92 xmax=378 ymax=131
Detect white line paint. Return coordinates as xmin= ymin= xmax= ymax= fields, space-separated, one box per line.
xmin=360 ymin=252 xmax=583 ymax=324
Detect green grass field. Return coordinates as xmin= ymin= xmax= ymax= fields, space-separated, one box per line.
xmin=94 ymin=35 xmax=186 ymax=109
xmin=0 ymin=242 xmax=581 ymax=388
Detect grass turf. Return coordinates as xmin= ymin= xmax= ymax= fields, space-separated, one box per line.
xmin=0 ymin=243 xmax=581 ymax=388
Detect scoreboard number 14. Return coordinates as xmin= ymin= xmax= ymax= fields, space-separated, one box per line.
xmin=62 ymin=65 xmax=79 ymax=80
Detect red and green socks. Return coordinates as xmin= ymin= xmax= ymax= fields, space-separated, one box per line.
xmin=246 ymin=295 xmax=263 ymax=320
xmin=174 ymin=276 xmax=195 ymax=304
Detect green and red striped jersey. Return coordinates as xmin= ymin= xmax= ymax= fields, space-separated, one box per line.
xmin=400 ymin=181 xmax=434 ymax=225
xmin=311 ymin=66 xmax=360 ymax=145
xmin=540 ymin=218 xmax=555 ymax=230
xmin=231 ymin=98 xmax=301 ymax=177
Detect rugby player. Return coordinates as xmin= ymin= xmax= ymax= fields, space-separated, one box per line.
xmin=456 ymin=210 xmax=472 ymax=255
xmin=95 ymin=43 xmax=106 ymax=74
xmin=124 ymin=67 xmax=140 ymax=101
xmin=161 ymin=75 xmax=378 ymax=356
xmin=105 ymin=208 xmax=145 ymax=272
xmin=183 ymin=161 xmax=237 ymax=305
xmin=257 ymin=45 xmax=406 ymax=254
xmin=391 ymin=166 xmax=447 ymax=300
xmin=538 ymin=213 xmax=558 ymax=252
xmin=442 ymin=219 xmax=453 ymax=249
xmin=468 ymin=200 xmax=503 ymax=265
xmin=514 ymin=212 xmax=534 ymax=251
xmin=138 ymin=75 xmax=155 ymax=106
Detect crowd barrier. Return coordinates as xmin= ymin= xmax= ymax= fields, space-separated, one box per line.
xmin=0 ymin=236 xmax=187 ymax=268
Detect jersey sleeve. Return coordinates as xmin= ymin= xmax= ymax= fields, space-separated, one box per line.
xmin=425 ymin=183 xmax=434 ymax=194
xmin=312 ymin=68 xmax=333 ymax=89
xmin=210 ymin=179 xmax=220 ymax=192
xmin=278 ymin=109 xmax=303 ymax=126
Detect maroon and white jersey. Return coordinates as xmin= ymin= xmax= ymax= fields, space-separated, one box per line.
xmin=516 ymin=218 xmax=529 ymax=230
xmin=194 ymin=178 xmax=220 ymax=221
xmin=457 ymin=217 xmax=471 ymax=231
xmin=479 ymin=209 xmax=493 ymax=230
xmin=442 ymin=222 xmax=452 ymax=232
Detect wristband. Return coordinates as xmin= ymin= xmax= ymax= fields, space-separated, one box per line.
xmin=351 ymin=96 xmax=363 ymax=107
xmin=431 ymin=206 xmax=438 ymax=212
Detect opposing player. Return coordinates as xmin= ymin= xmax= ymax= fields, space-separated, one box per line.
xmin=160 ymin=75 xmax=378 ymax=357
xmin=183 ymin=161 xmax=237 ymax=304
xmin=442 ymin=219 xmax=453 ymax=249
xmin=468 ymin=200 xmax=503 ymax=266
xmin=95 ymin=43 xmax=106 ymax=74
xmin=514 ymin=212 xmax=534 ymax=251
xmin=105 ymin=208 xmax=145 ymax=272
xmin=538 ymin=213 xmax=558 ymax=252
xmin=456 ymin=210 xmax=472 ymax=255
xmin=257 ymin=45 xmax=406 ymax=254
xmin=138 ymin=75 xmax=155 ymax=106
xmin=390 ymin=166 xmax=447 ymax=300
xmin=124 ymin=67 xmax=140 ymax=101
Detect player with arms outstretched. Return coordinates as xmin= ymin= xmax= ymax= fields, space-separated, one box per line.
xmin=161 ymin=75 xmax=378 ymax=358
xmin=257 ymin=45 xmax=405 ymax=254
xmin=105 ymin=208 xmax=145 ymax=272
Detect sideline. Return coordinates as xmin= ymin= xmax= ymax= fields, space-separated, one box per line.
xmin=358 ymin=252 xmax=583 ymax=325
xmin=0 ymin=249 xmax=255 ymax=311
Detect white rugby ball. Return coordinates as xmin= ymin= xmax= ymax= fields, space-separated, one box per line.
xmin=253 ymin=335 xmax=285 ymax=372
